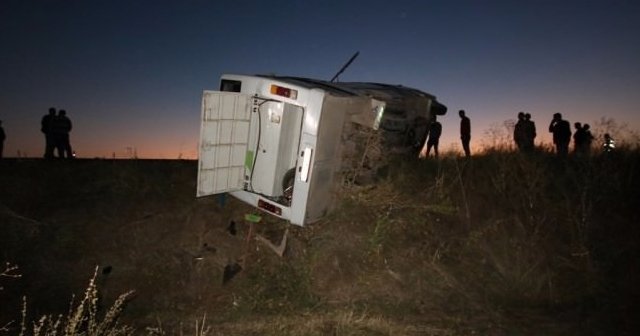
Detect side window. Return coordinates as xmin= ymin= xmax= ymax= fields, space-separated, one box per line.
xmin=220 ymin=80 xmax=242 ymax=92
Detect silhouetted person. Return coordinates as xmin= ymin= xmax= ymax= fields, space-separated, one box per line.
xmin=573 ymin=122 xmax=586 ymax=155
xmin=425 ymin=117 xmax=442 ymax=158
xmin=582 ymin=124 xmax=594 ymax=155
xmin=603 ymin=133 xmax=615 ymax=153
xmin=0 ymin=120 xmax=5 ymax=159
xmin=459 ymin=110 xmax=471 ymax=157
xmin=41 ymin=107 xmax=56 ymax=159
xmin=52 ymin=109 xmax=73 ymax=158
xmin=514 ymin=112 xmax=526 ymax=152
xmin=524 ymin=113 xmax=536 ymax=152
xmin=548 ymin=112 xmax=571 ymax=157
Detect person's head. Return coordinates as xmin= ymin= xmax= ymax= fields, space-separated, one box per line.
xmin=604 ymin=133 xmax=611 ymax=140
xmin=583 ymin=124 xmax=590 ymax=131
xmin=459 ymin=110 xmax=466 ymax=118
xmin=518 ymin=112 xmax=525 ymax=120
xmin=553 ymin=112 xmax=562 ymax=120
xmin=574 ymin=122 xmax=582 ymax=129
xmin=49 ymin=107 xmax=56 ymax=115
xmin=525 ymin=113 xmax=531 ymax=120
xmin=59 ymin=110 xmax=66 ymax=116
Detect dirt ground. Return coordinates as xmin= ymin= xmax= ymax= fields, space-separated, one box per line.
xmin=1 ymin=157 xmax=638 ymax=335
xmin=1 ymin=159 xmax=399 ymax=333
xmin=1 ymin=160 xmax=260 ymax=326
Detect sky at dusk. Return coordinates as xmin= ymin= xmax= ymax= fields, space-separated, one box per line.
xmin=1 ymin=0 xmax=639 ymax=159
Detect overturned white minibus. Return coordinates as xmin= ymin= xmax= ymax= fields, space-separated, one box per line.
xmin=197 ymin=74 xmax=446 ymax=226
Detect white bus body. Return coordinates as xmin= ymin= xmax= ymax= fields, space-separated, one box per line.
xmin=197 ymin=74 xmax=445 ymax=226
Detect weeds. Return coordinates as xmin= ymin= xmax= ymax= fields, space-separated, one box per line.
xmin=1 ymin=262 xmax=21 ymax=285
xmin=1 ymin=263 xmax=21 ymax=333
xmin=368 ymin=216 xmax=391 ymax=256
xmin=3 ymin=267 xmax=135 ymax=336
xmin=234 ymin=259 xmax=318 ymax=315
xmin=2 ymin=150 xmax=639 ymax=334
xmin=145 ymin=314 xmax=211 ymax=336
xmin=331 ymin=147 xmax=639 ymax=332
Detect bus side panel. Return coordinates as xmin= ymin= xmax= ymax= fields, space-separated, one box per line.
xmin=305 ymin=96 xmax=367 ymax=222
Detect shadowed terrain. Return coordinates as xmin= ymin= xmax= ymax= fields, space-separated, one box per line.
xmin=1 ymin=152 xmax=639 ymax=335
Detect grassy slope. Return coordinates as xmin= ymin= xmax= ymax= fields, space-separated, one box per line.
xmin=1 ymin=151 xmax=639 ymax=335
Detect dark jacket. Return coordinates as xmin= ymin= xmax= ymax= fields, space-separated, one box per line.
xmin=460 ymin=116 xmax=471 ymax=138
xmin=549 ymin=119 xmax=571 ymax=144
xmin=51 ymin=115 xmax=72 ymax=135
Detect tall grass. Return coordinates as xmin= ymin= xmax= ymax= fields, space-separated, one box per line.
xmin=2 ymin=151 xmax=638 ymax=334
xmin=317 ymin=146 xmax=640 ymax=332
xmin=1 ymin=267 xmax=134 ymax=336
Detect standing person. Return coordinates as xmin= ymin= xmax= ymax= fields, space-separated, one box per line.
xmin=424 ymin=117 xmax=442 ymax=158
xmin=573 ymin=122 xmax=585 ymax=155
xmin=524 ymin=113 xmax=536 ymax=152
xmin=513 ymin=112 xmax=526 ymax=152
xmin=582 ymin=124 xmax=594 ymax=155
xmin=548 ymin=112 xmax=571 ymax=157
xmin=41 ymin=107 xmax=56 ymax=159
xmin=459 ymin=110 xmax=471 ymax=158
xmin=0 ymin=120 xmax=5 ymax=159
xmin=52 ymin=109 xmax=73 ymax=158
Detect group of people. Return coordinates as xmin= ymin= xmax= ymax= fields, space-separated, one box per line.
xmin=422 ymin=109 xmax=472 ymax=159
xmin=419 ymin=109 xmax=616 ymax=160
xmin=547 ymin=112 xmax=601 ymax=157
xmin=42 ymin=107 xmax=74 ymax=159
xmin=519 ymin=112 xmax=613 ymax=156
xmin=572 ymin=122 xmax=595 ymax=156
xmin=514 ymin=112 xmax=537 ymax=152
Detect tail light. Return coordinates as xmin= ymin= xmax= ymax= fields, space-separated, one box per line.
xmin=270 ymin=84 xmax=298 ymax=100
xmin=258 ymin=199 xmax=282 ymax=216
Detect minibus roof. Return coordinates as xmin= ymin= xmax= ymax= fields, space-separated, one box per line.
xmin=256 ymin=74 xmax=446 ymax=115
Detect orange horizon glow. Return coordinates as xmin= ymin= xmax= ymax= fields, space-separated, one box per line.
xmin=4 ymin=114 xmax=637 ymax=160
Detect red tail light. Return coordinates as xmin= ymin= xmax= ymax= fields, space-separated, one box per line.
xmin=258 ymin=199 xmax=282 ymax=215
xmin=270 ymin=84 xmax=298 ymax=99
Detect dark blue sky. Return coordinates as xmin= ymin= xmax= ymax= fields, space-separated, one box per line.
xmin=1 ymin=0 xmax=639 ymax=158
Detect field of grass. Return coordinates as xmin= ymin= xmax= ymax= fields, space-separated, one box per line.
xmin=1 ymin=148 xmax=639 ymax=335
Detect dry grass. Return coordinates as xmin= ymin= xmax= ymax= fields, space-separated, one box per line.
xmin=2 ymin=148 xmax=640 ymax=334
xmin=202 ymin=310 xmax=454 ymax=336
xmin=309 ymin=147 xmax=640 ymax=333
xmin=0 ymin=264 xmax=134 ymax=336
